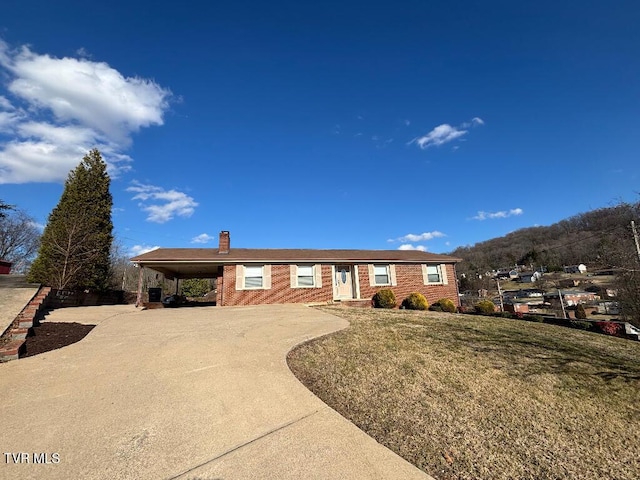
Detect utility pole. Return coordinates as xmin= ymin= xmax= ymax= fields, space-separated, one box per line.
xmin=631 ymin=221 xmax=640 ymax=263
xmin=496 ymin=278 xmax=505 ymax=312
xmin=558 ymin=289 xmax=567 ymax=319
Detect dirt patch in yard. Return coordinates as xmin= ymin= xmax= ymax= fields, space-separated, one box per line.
xmin=23 ymin=322 xmax=95 ymax=357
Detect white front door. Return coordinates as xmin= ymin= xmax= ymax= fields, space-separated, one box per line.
xmin=334 ymin=265 xmax=354 ymax=299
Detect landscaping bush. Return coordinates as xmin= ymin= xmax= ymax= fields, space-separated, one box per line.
xmin=575 ymin=304 xmax=588 ymax=319
xmin=372 ymin=288 xmax=396 ymax=309
xmin=523 ymin=314 xmax=544 ymax=322
xmin=570 ymin=320 xmax=593 ymax=331
xmin=401 ymin=292 xmax=429 ymax=310
xmin=474 ymin=300 xmax=496 ymax=315
xmin=596 ymin=321 xmax=623 ymax=337
xmin=431 ymin=298 xmax=456 ymax=313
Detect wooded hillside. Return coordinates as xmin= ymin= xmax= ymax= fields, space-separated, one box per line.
xmin=450 ymin=201 xmax=640 ymax=277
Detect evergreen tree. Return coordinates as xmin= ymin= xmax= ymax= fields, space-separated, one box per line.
xmin=28 ymin=149 xmax=113 ymax=290
xmin=180 ymin=278 xmax=212 ymax=297
xmin=0 ymin=199 xmax=13 ymax=219
xmin=575 ymin=304 xmax=587 ymax=319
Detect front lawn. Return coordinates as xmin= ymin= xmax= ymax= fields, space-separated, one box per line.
xmin=287 ymin=306 xmax=640 ymax=480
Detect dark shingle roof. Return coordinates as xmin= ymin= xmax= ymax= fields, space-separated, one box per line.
xmin=131 ymin=248 xmax=461 ymax=264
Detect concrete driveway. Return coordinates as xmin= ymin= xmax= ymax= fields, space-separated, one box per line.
xmin=0 ymin=304 xmax=431 ymax=480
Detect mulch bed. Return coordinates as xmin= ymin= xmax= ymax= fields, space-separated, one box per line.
xmin=23 ymin=322 xmax=95 ymax=357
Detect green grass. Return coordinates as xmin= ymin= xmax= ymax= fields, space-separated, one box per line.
xmin=287 ymin=306 xmax=640 ymax=480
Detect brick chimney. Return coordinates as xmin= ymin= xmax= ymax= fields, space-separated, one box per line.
xmin=218 ymin=231 xmax=230 ymax=254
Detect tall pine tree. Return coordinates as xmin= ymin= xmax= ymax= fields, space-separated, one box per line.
xmin=28 ymin=149 xmax=113 ymax=290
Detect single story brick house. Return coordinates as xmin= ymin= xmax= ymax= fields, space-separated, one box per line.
xmin=130 ymin=231 xmax=462 ymax=307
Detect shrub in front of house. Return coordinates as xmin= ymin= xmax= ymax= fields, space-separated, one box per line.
xmin=373 ymin=288 xmax=396 ymax=309
xmin=474 ymin=300 xmax=496 ymax=315
xmin=401 ymin=292 xmax=428 ymax=310
xmin=432 ymin=298 xmax=456 ymax=313
xmin=575 ymin=304 xmax=587 ymax=319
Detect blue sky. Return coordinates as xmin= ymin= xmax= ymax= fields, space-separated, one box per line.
xmin=1 ymin=1 xmax=638 ymax=257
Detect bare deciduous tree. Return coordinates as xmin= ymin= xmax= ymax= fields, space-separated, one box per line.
xmin=0 ymin=208 xmax=41 ymax=273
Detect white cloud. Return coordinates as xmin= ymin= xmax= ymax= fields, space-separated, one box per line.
xmin=0 ymin=95 xmax=14 ymax=110
xmin=191 ymin=233 xmax=216 ymax=244
xmin=76 ymin=47 xmax=91 ymax=58
xmin=462 ymin=117 xmax=485 ymax=128
xmin=127 ymin=181 xmax=198 ymax=223
xmin=400 ymin=231 xmax=445 ymax=242
xmin=0 ymin=38 xmax=171 ymax=184
xmin=410 ymin=124 xmax=466 ymax=149
xmin=390 ymin=231 xmax=445 ymax=243
xmin=472 ymin=208 xmax=524 ymax=221
xmin=410 ymin=117 xmax=484 ymax=150
xmin=0 ymin=140 xmax=89 ymax=183
xmin=29 ymin=220 xmax=45 ymax=231
xmin=0 ymin=111 xmax=23 ymax=132
xmin=398 ymin=244 xmax=427 ymax=251
xmin=130 ymin=244 xmax=160 ymax=257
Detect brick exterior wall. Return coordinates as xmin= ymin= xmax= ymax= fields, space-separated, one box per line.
xmin=219 ymin=263 xmax=459 ymax=307
xmin=220 ymin=265 xmax=333 ymax=306
xmin=357 ymin=263 xmax=459 ymax=307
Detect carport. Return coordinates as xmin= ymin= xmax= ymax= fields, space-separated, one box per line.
xmin=131 ymin=250 xmax=225 ymax=306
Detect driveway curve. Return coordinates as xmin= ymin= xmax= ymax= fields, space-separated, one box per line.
xmin=0 ymin=304 xmax=432 ymax=480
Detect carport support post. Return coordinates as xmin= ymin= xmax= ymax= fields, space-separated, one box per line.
xmin=135 ymin=265 xmax=144 ymax=307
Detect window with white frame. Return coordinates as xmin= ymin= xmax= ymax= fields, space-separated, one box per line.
xmin=244 ymin=265 xmax=263 ymax=288
xmin=426 ymin=265 xmax=441 ymax=283
xmin=297 ymin=265 xmax=315 ymax=287
xmin=373 ymin=264 xmax=390 ymax=285
xmin=420 ymin=264 xmax=449 ymax=285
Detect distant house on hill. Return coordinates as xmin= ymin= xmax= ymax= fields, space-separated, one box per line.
xmin=544 ymin=290 xmax=597 ymax=307
xmin=518 ymin=271 xmax=543 ymax=283
xmin=563 ymin=264 xmax=587 ymax=274
xmin=496 ymin=269 xmax=518 ymax=280
xmin=596 ymin=301 xmax=620 ymax=315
